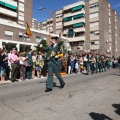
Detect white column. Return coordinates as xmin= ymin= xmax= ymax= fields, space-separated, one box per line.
xmin=16 ymin=43 xmax=20 ymax=51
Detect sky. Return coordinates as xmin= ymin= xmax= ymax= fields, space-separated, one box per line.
xmin=32 ymin=0 xmax=120 ymax=23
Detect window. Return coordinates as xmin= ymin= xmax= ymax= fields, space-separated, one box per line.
xmin=19 ymin=12 xmax=24 ymax=17
xmin=90 ymin=13 xmax=99 ymax=18
xmin=19 ymin=2 xmax=24 ymax=8
xmin=24 ymin=34 xmax=30 ymax=41
xmin=56 ymin=14 xmax=62 ymax=18
xmin=18 ymin=32 xmax=23 ymax=38
xmin=90 ymin=22 xmax=99 ymax=27
xmin=90 ymin=31 xmax=99 ymax=36
xmin=36 ymin=36 xmax=41 ymax=42
xmin=5 ymin=30 xmax=13 ymax=37
xmin=91 ymin=41 xmax=99 ymax=46
xmin=42 ymin=24 xmax=46 ymax=27
xmin=89 ymin=3 xmax=99 ymax=9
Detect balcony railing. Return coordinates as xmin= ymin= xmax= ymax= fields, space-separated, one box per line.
xmin=69 ymin=36 xmax=85 ymax=42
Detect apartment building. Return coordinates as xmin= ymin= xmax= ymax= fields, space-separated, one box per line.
xmin=39 ymin=0 xmax=120 ymax=57
xmin=0 ymin=0 xmax=66 ymax=52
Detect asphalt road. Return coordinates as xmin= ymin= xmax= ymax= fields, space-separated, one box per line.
xmin=0 ymin=69 xmax=120 ymax=120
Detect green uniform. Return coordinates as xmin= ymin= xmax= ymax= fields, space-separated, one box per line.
xmin=44 ymin=44 xmax=65 ymax=89
xmin=25 ymin=52 xmax=33 ymax=79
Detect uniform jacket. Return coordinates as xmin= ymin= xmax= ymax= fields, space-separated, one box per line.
xmin=44 ymin=44 xmax=61 ymax=66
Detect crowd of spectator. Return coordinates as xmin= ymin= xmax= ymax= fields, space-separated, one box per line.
xmin=0 ymin=46 xmax=120 ymax=85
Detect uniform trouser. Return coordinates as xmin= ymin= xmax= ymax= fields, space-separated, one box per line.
xmin=46 ymin=62 xmax=65 ymax=89
xmin=96 ymin=62 xmax=100 ymax=73
xmin=86 ymin=62 xmax=90 ymax=74
xmin=91 ymin=63 xmax=94 ymax=74
xmin=101 ymin=62 xmax=106 ymax=72
xmin=26 ymin=66 xmax=32 ymax=79
xmin=11 ymin=63 xmax=18 ymax=81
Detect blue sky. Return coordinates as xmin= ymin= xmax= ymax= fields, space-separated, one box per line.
xmin=32 ymin=0 xmax=120 ymax=22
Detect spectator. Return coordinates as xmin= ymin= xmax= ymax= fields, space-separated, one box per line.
xmin=32 ymin=51 xmax=37 ymax=78
xmin=10 ymin=48 xmax=21 ymax=82
xmin=0 ymin=50 xmax=8 ymax=83
xmin=19 ymin=52 xmax=28 ymax=81
xmin=75 ymin=60 xmax=79 ymax=74
xmin=67 ymin=55 xmax=71 ymax=74
xmin=118 ymin=57 xmax=120 ymax=69
xmin=35 ymin=55 xmax=41 ymax=78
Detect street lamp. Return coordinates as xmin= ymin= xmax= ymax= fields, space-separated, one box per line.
xmin=39 ymin=7 xmax=50 ymax=45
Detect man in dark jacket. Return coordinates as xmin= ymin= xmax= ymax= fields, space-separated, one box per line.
xmin=44 ymin=36 xmax=65 ymax=92
xmin=25 ymin=49 xmax=33 ymax=80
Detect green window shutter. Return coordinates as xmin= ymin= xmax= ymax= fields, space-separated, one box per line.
xmin=5 ymin=3 xmax=17 ymax=10
xmin=63 ymin=17 xmax=72 ymax=22
xmin=73 ymin=22 xmax=84 ymax=28
xmin=0 ymin=1 xmax=5 ymax=6
xmin=72 ymin=5 xmax=84 ymax=12
xmin=73 ymin=13 xmax=84 ymax=19
xmin=68 ymin=29 xmax=74 ymax=37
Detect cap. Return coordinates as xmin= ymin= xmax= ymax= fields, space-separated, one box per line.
xmin=51 ymin=36 xmax=59 ymax=41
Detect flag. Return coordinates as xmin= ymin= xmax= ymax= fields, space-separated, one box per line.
xmin=25 ymin=22 xmax=32 ymax=37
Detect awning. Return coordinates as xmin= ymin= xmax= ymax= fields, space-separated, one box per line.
xmin=73 ymin=13 xmax=84 ymax=19
xmin=73 ymin=22 xmax=84 ymax=28
xmin=0 ymin=1 xmax=5 ymax=6
xmin=5 ymin=3 xmax=17 ymax=10
xmin=63 ymin=17 xmax=72 ymax=21
xmin=72 ymin=5 xmax=84 ymax=12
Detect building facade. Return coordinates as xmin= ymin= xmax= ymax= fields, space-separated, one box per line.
xmin=0 ymin=0 xmax=66 ymax=52
xmin=39 ymin=0 xmax=120 ymax=57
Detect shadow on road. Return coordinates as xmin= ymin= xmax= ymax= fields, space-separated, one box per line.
xmin=112 ymin=104 xmax=120 ymax=116
xmin=89 ymin=112 xmax=113 ymax=120
xmin=39 ymin=81 xmax=60 ymax=87
xmin=110 ymin=74 xmax=120 ymax=76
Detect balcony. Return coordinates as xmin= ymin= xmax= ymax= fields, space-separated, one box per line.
xmin=90 ymin=26 xmax=99 ymax=31
xmin=69 ymin=36 xmax=85 ymax=42
xmin=63 ymin=9 xmax=85 ymax=18
xmin=56 ymin=17 xmax=62 ymax=22
xmin=56 ymin=25 xmax=62 ymax=29
xmin=89 ymin=0 xmax=99 ymax=5
xmin=18 ymin=16 xmax=24 ymax=21
xmin=0 ymin=18 xmax=17 ymax=25
xmin=1 ymin=0 xmax=17 ymax=6
xmin=0 ymin=7 xmax=17 ymax=17
xmin=19 ymin=0 xmax=25 ymax=3
xmin=56 ymin=10 xmax=62 ymax=14
xmin=63 ymin=18 xmax=85 ymax=26
xmin=90 ymin=45 xmax=99 ymax=50
xmin=90 ymin=35 xmax=99 ymax=40
xmin=89 ymin=7 xmax=99 ymax=13
xmin=74 ymin=27 xmax=85 ymax=32
xmin=63 ymin=27 xmax=85 ymax=34
xmin=90 ymin=17 xmax=99 ymax=22
xmin=63 ymin=1 xmax=85 ymax=11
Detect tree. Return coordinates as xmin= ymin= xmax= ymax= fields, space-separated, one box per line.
xmin=35 ymin=39 xmax=48 ymax=52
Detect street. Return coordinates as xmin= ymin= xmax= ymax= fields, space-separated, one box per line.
xmin=0 ymin=69 xmax=120 ymax=120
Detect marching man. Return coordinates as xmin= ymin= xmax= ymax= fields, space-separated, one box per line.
xmin=43 ymin=36 xmax=65 ymax=92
